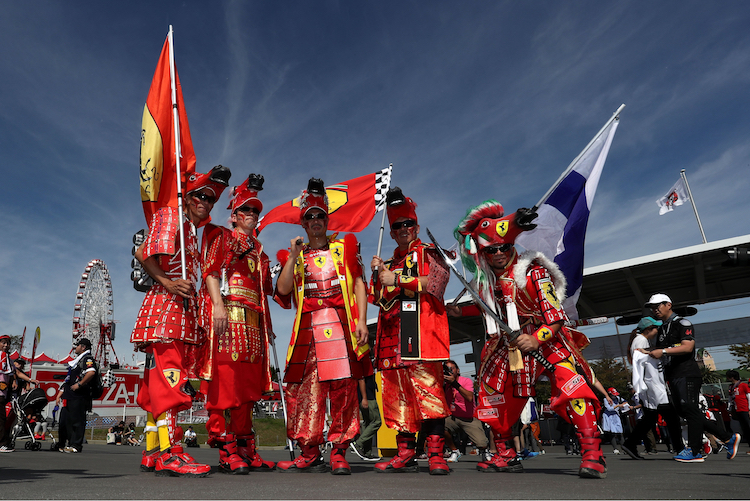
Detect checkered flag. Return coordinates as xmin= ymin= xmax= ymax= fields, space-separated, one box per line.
xmin=269 ymin=262 xmax=282 ymax=279
xmin=104 ymin=368 xmax=116 ymax=388
xmin=374 ymin=164 xmax=393 ymax=213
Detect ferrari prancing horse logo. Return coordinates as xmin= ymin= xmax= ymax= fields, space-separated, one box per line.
xmin=324 ymin=328 xmax=333 ymax=339
xmin=496 ymin=220 xmax=508 ymax=237
xmin=163 ymin=368 xmax=181 ymax=388
xmin=313 ymin=256 xmax=327 ymax=269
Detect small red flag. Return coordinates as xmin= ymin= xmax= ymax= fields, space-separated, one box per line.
xmin=257 ymin=166 xmax=392 ymax=234
xmin=139 ymin=35 xmax=196 ymax=225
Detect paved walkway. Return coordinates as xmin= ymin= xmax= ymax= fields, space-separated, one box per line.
xmin=1 ymin=443 xmax=748 ymax=499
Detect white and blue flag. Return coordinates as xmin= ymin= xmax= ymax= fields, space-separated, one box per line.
xmin=515 ymin=118 xmax=620 ymax=319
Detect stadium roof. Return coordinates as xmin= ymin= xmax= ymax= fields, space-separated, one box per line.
xmin=577 ymin=234 xmax=750 ymax=319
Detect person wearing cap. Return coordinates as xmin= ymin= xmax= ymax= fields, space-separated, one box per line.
xmin=622 ymin=317 xmax=682 ymax=459
xmin=640 ymin=293 xmax=741 ymax=462
xmin=56 ymin=338 xmax=97 ymax=453
xmin=600 ymin=387 xmax=627 ymax=455
xmin=131 ymin=165 xmax=231 ymax=477
xmin=369 ymin=187 xmax=451 ymax=475
xmin=198 ymin=173 xmax=275 ymax=474
xmin=449 ymin=201 xmax=607 ymax=478
xmin=274 ymin=177 xmax=371 ymax=474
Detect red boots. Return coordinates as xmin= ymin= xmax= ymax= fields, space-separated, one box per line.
xmin=277 ymin=444 xmax=327 ymax=473
xmin=374 ymin=433 xmax=419 ymax=473
xmin=578 ymin=429 xmax=607 ymax=479
xmin=425 ymin=435 xmax=450 ymax=475
xmin=236 ymin=433 xmax=276 ymax=471
xmin=216 ymin=434 xmax=250 ymax=475
xmin=330 ymin=444 xmax=351 ymax=475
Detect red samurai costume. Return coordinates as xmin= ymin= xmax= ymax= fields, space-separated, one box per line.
xmin=453 ymin=201 xmax=606 ymax=479
xmin=131 ymin=165 xmax=230 ymax=477
xmin=198 ymin=174 xmax=276 ymax=474
xmin=370 ymin=187 xmax=451 ymax=475
xmin=274 ymin=178 xmax=371 ymax=475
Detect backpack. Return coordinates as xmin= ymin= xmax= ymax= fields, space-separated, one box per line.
xmin=78 ymin=356 xmax=104 ymax=399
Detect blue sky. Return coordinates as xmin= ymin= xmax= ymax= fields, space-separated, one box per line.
xmin=2 ymin=2 xmax=749 ymax=371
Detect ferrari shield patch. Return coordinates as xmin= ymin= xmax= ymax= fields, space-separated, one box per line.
xmin=163 ymin=368 xmax=181 ymax=388
xmin=541 ymin=280 xmax=562 ymax=310
xmin=496 ymin=220 xmax=508 ymax=237
xmin=313 ymin=256 xmax=327 ymax=269
xmin=570 ymin=398 xmax=586 ymax=416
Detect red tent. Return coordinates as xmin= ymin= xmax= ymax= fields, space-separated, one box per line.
xmin=260 ymin=381 xmax=281 ymax=401
xmin=32 ymin=352 xmax=57 ymax=364
xmin=58 ymin=354 xmax=75 ymax=365
xmin=9 ymin=350 xmax=29 ymax=362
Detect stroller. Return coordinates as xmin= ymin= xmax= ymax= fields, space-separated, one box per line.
xmin=9 ymin=388 xmax=52 ymax=451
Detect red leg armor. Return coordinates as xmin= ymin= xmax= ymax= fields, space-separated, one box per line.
xmin=564 ymin=398 xmax=607 ymax=479
xmin=217 ymin=434 xmax=250 ymax=475
xmin=426 ymin=434 xmax=450 ymax=475
xmin=277 ymin=444 xmax=327 ymax=473
xmin=374 ymin=433 xmax=419 ymax=473
xmin=236 ymin=433 xmax=276 ymax=470
xmin=330 ymin=443 xmax=351 ymax=475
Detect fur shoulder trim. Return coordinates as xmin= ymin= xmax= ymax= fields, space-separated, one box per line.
xmin=513 ymin=250 xmax=567 ymax=300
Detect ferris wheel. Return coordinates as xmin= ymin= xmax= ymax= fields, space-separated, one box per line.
xmin=72 ymin=259 xmax=119 ymax=367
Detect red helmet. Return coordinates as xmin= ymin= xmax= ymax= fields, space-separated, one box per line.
xmin=455 ymin=201 xmax=520 ymax=253
xmin=299 ymin=178 xmax=328 ymax=221
xmin=385 ymin=187 xmax=418 ymax=226
xmin=228 ymin=173 xmax=264 ymax=214
xmin=185 ymin=165 xmax=231 ymax=199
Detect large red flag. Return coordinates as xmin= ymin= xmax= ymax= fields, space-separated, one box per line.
xmin=257 ymin=166 xmax=392 ymax=234
xmin=139 ymin=35 xmax=196 ymax=224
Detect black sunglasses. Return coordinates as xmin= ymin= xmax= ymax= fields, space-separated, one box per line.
xmin=482 ymin=243 xmax=513 ymax=254
xmin=303 ymin=212 xmax=328 ymax=221
xmin=391 ymin=219 xmax=417 ymax=231
xmin=236 ymin=206 xmax=259 ymax=215
xmin=191 ymin=192 xmax=217 ymax=204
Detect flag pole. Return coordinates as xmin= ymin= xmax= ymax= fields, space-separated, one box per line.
xmin=372 ymin=163 xmax=393 ymax=282
xmin=680 ymin=169 xmax=707 ymax=244
xmin=374 ymin=163 xmax=392 ymax=260
xmin=267 ymin=331 xmax=295 ymax=459
xmin=533 ymin=104 xmax=625 ymax=210
xmin=167 ymin=26 xmax=190 ymax=306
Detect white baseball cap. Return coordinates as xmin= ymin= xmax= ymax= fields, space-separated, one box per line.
xmin=645 ymin=293 xmax=672 ymax=307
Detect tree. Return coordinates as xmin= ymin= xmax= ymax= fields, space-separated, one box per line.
xmin=729 ymin=343 xmax=750 ymax=370
xmin=10 ymin=335 xmax=23 ymax=354
xmin=588 ymin=357 xmax=631 ymax=397
xmin=700 ymin=365 xmax=722 ymax=384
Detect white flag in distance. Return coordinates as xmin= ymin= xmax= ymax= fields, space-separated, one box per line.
xmin=656 ymin=177 xmax=689 ymax=215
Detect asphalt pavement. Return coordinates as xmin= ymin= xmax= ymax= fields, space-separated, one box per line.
xmin=1 ymin=443 xmax=749 ymax=499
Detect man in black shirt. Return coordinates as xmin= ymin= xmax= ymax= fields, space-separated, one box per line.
xmin=58 ymin=338 xmax=97 ymax=453
xmin=641 ymin=293 xmax=740 ymax=462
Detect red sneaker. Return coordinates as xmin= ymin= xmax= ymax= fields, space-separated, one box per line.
xmin=140 ymin=448 xmax=161 ymax=472
xmin=155 ymin=452 xmax=212 ymax=477
xmin=277 ymin=444 xmax=327 ymax=473
xmin=477 ymin=453 xmax=524 ymax=473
